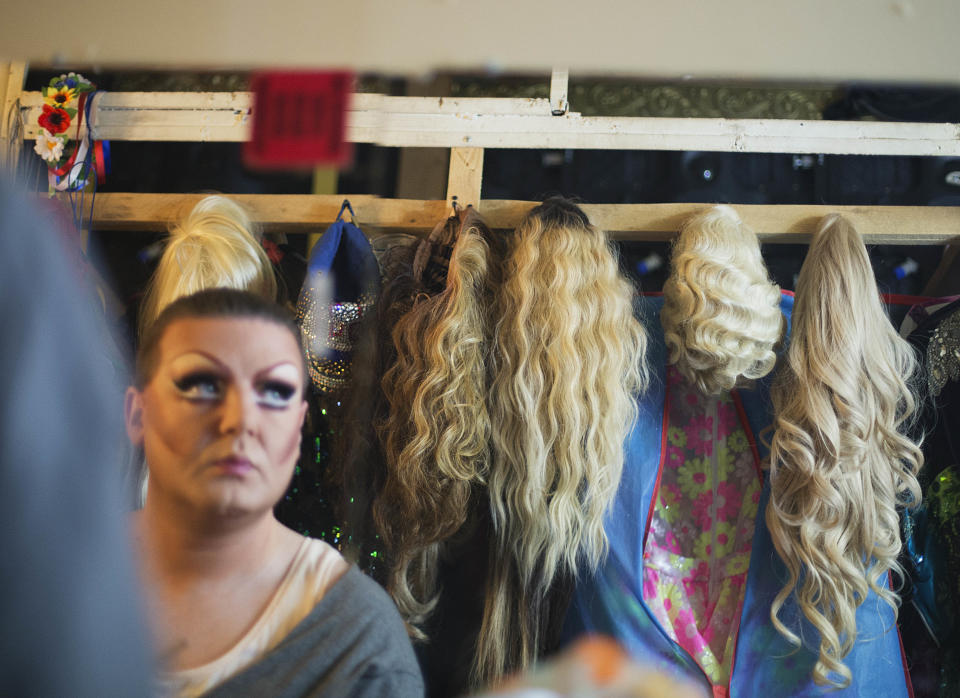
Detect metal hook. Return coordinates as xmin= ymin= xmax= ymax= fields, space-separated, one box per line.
xmin=337 ymin=198 xmax=356 ymax=223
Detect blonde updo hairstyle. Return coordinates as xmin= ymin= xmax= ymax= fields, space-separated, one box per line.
xmin=138 ymin=195 xmax=277 ymax=335
xmin=766 ymin=214 xmax=923 ymax=688
xmin=661 ymin=205 xmax=784 ymax=394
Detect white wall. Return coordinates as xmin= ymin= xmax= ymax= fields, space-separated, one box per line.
xmin=1 ymin=0 xmax=958 ymax=84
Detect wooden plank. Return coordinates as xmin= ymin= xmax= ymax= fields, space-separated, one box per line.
xmin=18 ymin=90 xmax=960 ymax=155
xmin=550 ymin=68 xmax=569 ymax=115
xmin=1 ymin=62 xmax=28 ymax=171
xmin=349 ymin=113 xmax=960 ymax=155
xmin=446 ymin=147 xmax=484 ymax=208
xmin=75 ymin=193 xmax=960 ymax=244
xmin=351 ymin=94 xmax=552 ymax=115
xmin=20 ymin=91 xmax=552 ymax=141
xmin=84 ymin=193 xmax=449 ymax=233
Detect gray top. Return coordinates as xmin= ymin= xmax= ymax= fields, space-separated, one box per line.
xmin=206 ymin=566 xmax=424 ymax=698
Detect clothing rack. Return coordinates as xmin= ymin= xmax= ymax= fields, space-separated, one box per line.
xmin=4 ymin=65 xmax=960 ymax=245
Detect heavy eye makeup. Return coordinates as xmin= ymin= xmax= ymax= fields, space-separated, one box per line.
xmin=255 ymin=363 xmax=302 ymax=408
xmin=257 ymin=380 xmax=298 ymax=408
xmin=172 ymin=371 xmax=224 ymax=401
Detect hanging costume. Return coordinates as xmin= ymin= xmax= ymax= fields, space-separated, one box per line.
xmin=564 ymin=293 xmax=911 ymax=697
xmin=899 ymin=297 xmax=960 ymax=697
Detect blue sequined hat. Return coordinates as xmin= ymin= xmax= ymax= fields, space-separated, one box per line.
xmin=297 ymin=200 xmax=380 ymax=392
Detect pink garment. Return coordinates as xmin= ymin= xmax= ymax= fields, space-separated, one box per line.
xmin=642 ymin=366 xmax=760 ymax=690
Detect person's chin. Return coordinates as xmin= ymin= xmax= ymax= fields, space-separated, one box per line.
xmin=198 ymin=483 xmax=272 ymax=522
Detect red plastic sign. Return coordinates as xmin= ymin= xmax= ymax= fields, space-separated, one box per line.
xmin=245 ymin=71 xmax=353 ymax=169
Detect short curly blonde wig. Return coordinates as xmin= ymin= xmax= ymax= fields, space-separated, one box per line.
xmin=661 ymin=205 xmax=784 ymax=394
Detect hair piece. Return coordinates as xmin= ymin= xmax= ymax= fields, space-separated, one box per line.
xmin=661 ymin=205 xmax=784 ymax=394
xmin=330 ymin=237 xmax=420 ymax=573
xmin=766 ymin=214 xmax=923 ymax=688
xmin=373 ymin=210 xmax=499 ymax=633
xmin=478 ymin=197 xmax=648 ymax=684
xmin=138 ymin=195 xmax=277 ymax=336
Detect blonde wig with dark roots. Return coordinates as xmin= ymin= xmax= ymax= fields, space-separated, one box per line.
xmin=766 ymin=214 xmax=923 ymax=688
xmin=661 ymin=205 xmax=784 ymax=393
xmin=478 ymin=198 xmax=648 ymax=685
xmin=374 ymin=210 xmax=500 ymax=634
xmin=138 ymin=195 xmax=277 ymax=335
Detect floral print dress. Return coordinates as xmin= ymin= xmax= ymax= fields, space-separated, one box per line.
xmin=642 ymin=365 xmax=761 ymax=694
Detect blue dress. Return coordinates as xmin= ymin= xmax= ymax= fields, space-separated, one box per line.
xmin=563 ymin=293 xmax=910 ymax=698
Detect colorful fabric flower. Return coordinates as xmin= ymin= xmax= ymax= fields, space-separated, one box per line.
xmin=33 ymin=130 xmax=64 ymax=163
xmin=667 ymin=425 xmax=687 ymax=448
xmin=673 ymin=608 xmax=707 ymax=654
xmin=717 ymin=443 xmax=736 ymax=480
xmin=44 ymin=85 xmax=76 ymax=108
xmin=677 ymin=456 xmax=711 ymax=497
xmin=681 ymin=560 xmax=710 ymax=601
xmin=666 ymin=444 xmax=684 ymax=470
xmin=694 ymin=521 xmax=738 ymax=559
xmin=55 ymin=72 xmax=81 ymax=89
xmin=658 ymin=482 xmax=683 ymax=524
xmin=714 ymin=481 xmax=744 ymax=523
xmin=727 ymin=430 xmax=749 ymax=454
xmin=687 ymin=414 xmax=714 ymax=456
xmin=716 ymin=400 xmax=738 ymax=439
xmin=38 ymin=104 xmax=71 ymax=135
xmin=725 ymin=554 xmax=750 ymax=576
xmin=692 ymin=490 xmax=715 ymax=531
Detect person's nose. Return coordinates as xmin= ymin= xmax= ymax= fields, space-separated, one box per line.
xmin=219 ymin=385 xmax=258 ymax=436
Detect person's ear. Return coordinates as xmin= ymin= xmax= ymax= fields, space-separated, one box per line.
xmin=297 ymin=399 xmax=308 ymax=430
xmin=125 ymin=387 xmax=145 ymax=446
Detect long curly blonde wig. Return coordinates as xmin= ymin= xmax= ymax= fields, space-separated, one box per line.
xmin=138 ymin=195 xmax=277 ymax=334
xmin=766 ymin=214 xmax=923 ymax=688
xmin=662 ymin=205 xmax=784 ymax=394
xmin=478 ymin=198 xmax=648 ymax=685
xmin=374 ymin=210 xmax=499 ymax=633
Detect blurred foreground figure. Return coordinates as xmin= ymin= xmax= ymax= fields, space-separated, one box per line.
xmin=0 ymin=176 xmax=152 ymax=696
xmin=472 ymin=636 xmax=707 ymax=698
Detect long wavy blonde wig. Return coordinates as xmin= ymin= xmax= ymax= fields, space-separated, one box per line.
xmin=766 ymin=214 xmax=923 ymax=688
xmin=478 ymin=198 xmax=648 ymax=685
xmin=374 ymin=210 xmax=499 ymax=633
xmin=662 ymin=205 xmax=784 ymax=393
xmin=138 ymin=195 xmax=277 ymax=334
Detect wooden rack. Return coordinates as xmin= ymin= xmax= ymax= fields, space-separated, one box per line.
xmin=3 ymin=65 xmax=960 ymax=244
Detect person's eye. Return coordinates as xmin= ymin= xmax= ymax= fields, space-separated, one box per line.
xmin=258 ymin=380 xmax=297 ymax=408
xmin=173 ymin=373 xmax=223 ymax=401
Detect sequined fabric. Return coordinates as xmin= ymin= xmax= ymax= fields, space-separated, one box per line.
xmin=298 ymin=293 xmax=376 ymax=392
xmin=928 ymin=306 xmax=960 ymax=398
xmin=296 ymin=203 xmax=379 ymax=394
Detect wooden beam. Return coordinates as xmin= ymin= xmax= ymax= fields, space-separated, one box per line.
xmin=83 ymin=193 xmax=449 ymax=233
xmin=550 ymin=68 xmax=569 ymax=115
xmin=18 ymin=90 xmax=960 ymax=156
xmin=1 ymin=62 xmax=27 ymax=171
xmin=446 ymin=147 xmax=484 ymax=209
xmin=74 ymin=193 xmax=960 ymax=244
